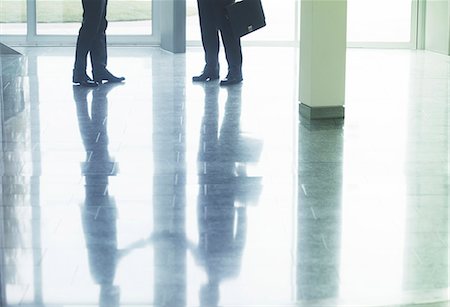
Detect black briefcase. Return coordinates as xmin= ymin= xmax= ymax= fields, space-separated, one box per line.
xmin=226 ymin=0 xmax=266 ymax=37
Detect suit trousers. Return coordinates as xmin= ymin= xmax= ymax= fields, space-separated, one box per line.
xmin=74 ymin=0 xmax=108 ymax=74
xmin=197 ymin=0 xmax=242 ymax=74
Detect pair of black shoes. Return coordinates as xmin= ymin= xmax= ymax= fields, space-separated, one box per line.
xmin=73 ymin=69 xmax=125 ymax=87
xmin=192 ymin=68 xmax=242 ymax=86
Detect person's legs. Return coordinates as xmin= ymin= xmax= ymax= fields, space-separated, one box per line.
xmin=219 ymin=10 xmax=243 ymax=85
xmin=193 ymin=0 xmax=220 ymax=81
xmin=90 ymin=0 xmax=108 ymax=74
xmin=90 ymin=0 xmax=125 ymax=83
xmin=73 ymin=0 xmax=104 ymax=84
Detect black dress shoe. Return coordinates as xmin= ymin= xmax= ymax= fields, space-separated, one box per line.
xmin=72 ymin=70 xmax=98 ymax=87
xmin=192 ymin=71 xmax=220 ymax=82
xmin=220 ymin=74 xmax=243 ymax=86
xmin=93 ymin=69 xmax=125 ymax=83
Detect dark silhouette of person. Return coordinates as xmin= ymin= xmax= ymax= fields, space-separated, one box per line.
xmin=73 ymin=0 xmax=125 ymax=87
xmin=193 ymin=0 xmax=243 ymax=86
xmin=192 ymin=84 xmax=262 ymax=306
xmin=73 ymin=84 xmax=120 ymax=307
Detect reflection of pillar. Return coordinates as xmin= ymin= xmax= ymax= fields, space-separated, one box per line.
xmin=297 ymin=120 xmax=344 ymax=300
xmin=0 ymin=209 xmax=4 ymax=305
xmin=1 ymin=51 xmax=39 ymax=305
xmin=29 ymin=49 xmax=43 ymax=306
xmin=0 ymin=50 xmax=5 ymax=307
xmin=299 ymin=0 xmax=347 ymax=119
xmin=402 ymin=57 xmax=449 ymax=293
xmin=152 ymin=52 xmax=187 ymax=307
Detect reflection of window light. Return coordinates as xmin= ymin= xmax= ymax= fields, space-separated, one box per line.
xmin=339 ymin=51 xmax=411 ymax=304
xmin=339 ymin=188 xmax=406 ymax=301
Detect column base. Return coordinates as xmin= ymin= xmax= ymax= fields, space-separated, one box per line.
xmin=299 ymin=103 xmax=345 ymax=120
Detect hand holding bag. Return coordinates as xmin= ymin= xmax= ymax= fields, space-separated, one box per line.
xmin=226 ymin=0 xmax=266 ymax=37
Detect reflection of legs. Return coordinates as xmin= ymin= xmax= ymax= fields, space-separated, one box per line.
xmin=73 ymin=84 xmax=118 ymax=175
xmin=219 ymin=85 xmax=242 ymax=160
xmin=193 ymin=0 xmax=220 ymax=82
xmin=83 ymin=177 xmax=119 ymax=307
xmin=73 ymin=87 xmax=94 ymax=149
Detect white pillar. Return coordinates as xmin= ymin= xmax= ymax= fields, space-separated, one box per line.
xmin=299 ymin=0 xmax=347 ymax=119
xmin=160 ymin=0 xmax=186 ymax=53
xmin=424 ymin=0 xmax=450 ymax=55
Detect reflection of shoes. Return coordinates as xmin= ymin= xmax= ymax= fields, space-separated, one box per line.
xmin=220 ymin=74 xmax=243 ymax=86
xmin=72 ymin=84 xmax=94 ymax=102
xmin=72 ymin=70 xmax=98 ymax=87
xmin=94 ymin=81 xmax=123 ymax=97
xmin=93 ymin=69 xmax=125 ymax=83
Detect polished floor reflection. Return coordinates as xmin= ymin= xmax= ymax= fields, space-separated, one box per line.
xmin=0 ymin=47 xmax=448 ymax=307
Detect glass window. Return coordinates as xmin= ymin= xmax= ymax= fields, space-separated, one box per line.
xmin=186 ymin=0 xmax=199 ymax=41
xmin=105 ymin=0 xmax=152 ymax=35
xmin=36 ymin=0 xmax=82 ymax=35
xmin=0 ymin=0 xmax=27 ymax=35
xmin=186 ymin=0 xmax=298 ymax=42
xmin=347 ymin=0 xmax=412 ymax=43
xmin=36 ymin=0 xmax=152 ymax=35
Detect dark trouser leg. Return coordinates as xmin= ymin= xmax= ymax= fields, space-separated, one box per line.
xmin=197 ymin=0 xmax=220 ymax=72
xmin=91 ymin=0 xmax=108 ymax=74
xmin=74 ymin=0 xmax=105 ymax=74
xmin=219 ymin=11 xmax=242 ymax=76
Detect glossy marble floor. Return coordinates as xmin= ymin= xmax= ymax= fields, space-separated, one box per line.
xmin=0 ymin=46 xmax=448 ymax=307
